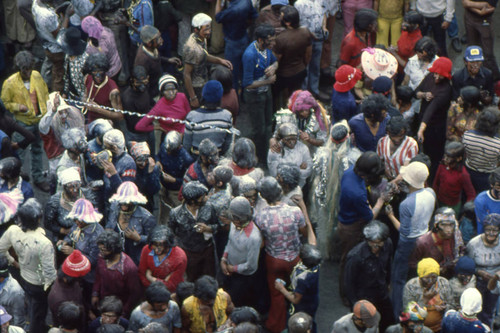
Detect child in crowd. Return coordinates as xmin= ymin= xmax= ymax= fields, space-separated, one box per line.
xmin=274 ymin=244 xmax=321 ymax=333
xmin=448 ymin=256 xmax=476 ymax=310
xmin=433 ymin=141 xmax=476 ymax=215
xmin=459 ymin=201 xmax=477 ymax=245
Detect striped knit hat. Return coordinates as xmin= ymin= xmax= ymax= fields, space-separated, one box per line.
xmin=62 ymin=250 xmax=91 ymax=277
xmin=109 ymin=181 xmax=147 ymax=205
xmin=159 ymin=74 xmax=178 ymax=92
xmin=67 ymin=198 xmax=103 ymax=223
xmin=0 ymin=190 xmax=23 ymax=225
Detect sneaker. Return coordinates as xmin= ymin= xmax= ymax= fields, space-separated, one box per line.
xmin=451 ymin=38 xmax=462 ymax=53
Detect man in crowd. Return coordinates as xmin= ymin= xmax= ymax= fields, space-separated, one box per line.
xmin=474 ymin=167 xmax=500 ymax=234
xmin=183 ymin=13 xmax=233 ymax=108
xmin=451 ymin=46 xmax=494 ymax=105
xmin=1 ymin=51 xmax=50 ymax=192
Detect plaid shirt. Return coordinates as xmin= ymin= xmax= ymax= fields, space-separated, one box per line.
xmin=255 ymin=203 xmax=305 ymax=261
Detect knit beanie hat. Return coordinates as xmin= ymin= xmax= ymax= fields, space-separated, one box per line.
xmin=140 ymin=25 xmax=160 ymax=44
xmin=417 ymin=258 xmax=440 ymax=278
xmin=202 ymin=80 xmax=224 ymax=103
xmin=159 ymin=74 xmax=178 ymax=92
xmin=62 ymin=250 xmax=91 ymax=277
xmin=455 ymin=256 xmax=476 ymax=275
xmin=372 ymin=76 xmax=392 ymax=94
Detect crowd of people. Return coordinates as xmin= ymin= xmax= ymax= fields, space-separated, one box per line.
xmin=0 ymin=0 xmax=500 ymax=332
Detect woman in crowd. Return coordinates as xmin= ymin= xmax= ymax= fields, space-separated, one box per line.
xmin=106 ymin=181 xmax=156 ymax=266
xmin=446 ymin=86 xmax=482 ymax=142
xmin=462 ymin=107 xmax=500 ymax=192
xmin=415 ymin=57 xmax=453 ymax=179
xmin=138 ymin=225 xmax=187 ymax=292
xmin=402 ymin=258 xmax=453 ymax=332
xmin=229 ymin=138 xmax=264 ymax=181
xmin=135 ymin=74 xmax=190 ymax=138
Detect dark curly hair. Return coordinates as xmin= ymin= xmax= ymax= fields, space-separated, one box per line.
xmin=83 ymin=53 xmax=110 ymax=75
xmin=194 ymin=275 xmax=218 ymax=302
xmin=360 ymin=94 xmax=390 ymax=123
xmin=475 ymin=107 xmax=500 ymax=137
xmin=145 ymin=281 xmax=171 ymax=304
xmin=96 ymin=230 xmax=122 ymax=255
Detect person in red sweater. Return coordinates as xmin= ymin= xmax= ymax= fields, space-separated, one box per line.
xmin=389 ymin=11 xmax=424 ymax=69
xmin=138 ymin=225 xmax=187 ymax=293
xmin=134 ymin=74 xmax=190 ymax=137
xmin=433 ymin=141 xmax=476 ymax=215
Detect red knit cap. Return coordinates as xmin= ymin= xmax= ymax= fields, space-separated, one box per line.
xmin=62 ymin=250 xmax=91 ymax=278
xmin=428 ymin=57 xmax=452 ymax=80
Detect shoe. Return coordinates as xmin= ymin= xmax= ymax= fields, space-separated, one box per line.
xmin=451 ymin=38 xmax=462 ymax=53
xmin=35 ymin=181 xmax=51 ymax=192
xmin=461 ymin=35 xmax=467 ymax=44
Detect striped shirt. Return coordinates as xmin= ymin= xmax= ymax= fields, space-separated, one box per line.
xmin=463 ymin=130 xmax=500 ymax=173
xmin=377 ymin=135 xmax=419 ymax=179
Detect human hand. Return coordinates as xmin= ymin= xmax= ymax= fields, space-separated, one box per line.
xmin=10 ymin=142 xmax=19 ymax=150
xmin=61 ymin=244 xmax=74 ymax=255
xmin=168 ymin=57 xmax=182 ymax=67
xmin=265 ymin=65 xmax=276 ymax=77
xmin=267 ymin=74 xmax=277 ymax=84
xmin=59 ymin=227 xmax=71 ymax=235
xmin=145 ymin=269 xmax=156 ymax=282
xmin=299 ymin=131 xmax=310 ymax=142
xmin=300 ymin=162 xmax=307 ymax=169
xmin=195 ymin=223 xmax=211 ymax=233
xmin=124 ymin=227 xmax=141 ymax=242
xmin=148 ymin=157 xmax=156 ymax=173
xmin=274 ymin=280 xmax=286 ymax=291
xmin=220 ymin=59 xmax=233 ymax=70
xmin=269 ymin=138 xmax=281 ymax=153
xmin=441 ymin=21 xmax=450 ymax=29
xmin=385 ymin=204 xmax=394 ymax=217
xmin=65 ymin=3 xmax=75 ymax=16
xmin=100 ymin=159 xmax=117 ymax=176
xmin=190 ymin=97 xmax=200 ymax=108
xmin=434 ymin=304 xmax=447 ymax=311
xmin=221 ymin=260 xmax=231 ymax=276
xmin=19 ymin=105 xmax=29 ymax=113
xmin=417 ymin=130 xmax=425 ymax=143
xmin=423 ymin=288 xmax=438 ymax=301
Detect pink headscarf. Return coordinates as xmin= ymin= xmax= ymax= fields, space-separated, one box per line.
xmin=288 ymin=90 xmax=326 ymax=131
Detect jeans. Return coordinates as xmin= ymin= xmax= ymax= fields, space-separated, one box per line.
xmin=12 ymin=121 xmax=45 ymax=183
xmin=391 ymin=235 xmax=417 ymax=319
xmin=447 ymin=14 xmax=459 ymax=38
xmin=21 ymin=278 xmax=48 ymax=333
xmin=243 ymin=89 xmax=273 ymax=166
xmin=422 ymin=15 xmax=448 ymax=57
xmin=224 ymin=35 xmax=249 ymax=91
xmin=303 ymin=39 xmax=323 ymax=96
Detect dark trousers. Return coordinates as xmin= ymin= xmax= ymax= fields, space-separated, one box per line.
xmin=274 ymin=69 xmax=307 ymax=109
xmin=21 ymin=277 xmax=49 ymax=333
xmin=184 ymin=244 xmax=216 ymax=282
xmin=223 ymin=270 xmax=265 ymax=312
xmin=372 ymin=297 xmax=396 ymax=333
xmin=243 ymin=89 xmax=273 ymax=166
xmin=45 ymin=50 xmax=65 ymax=93
xmin=422 ymin=15 xmax=448 ymax=57
xmin=466 ymin=166 xmax=491 ymax=193
xmin=464 ymin=10 xmax=500 ymax=80
xmin=391 ymin=235 xmax=417 ymax=319
xmin=477 ymin=277 xmax=499 ymax=329
xmin=422 ymin=124 xmax=446 ymax=184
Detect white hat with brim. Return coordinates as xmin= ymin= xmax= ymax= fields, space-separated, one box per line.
xmin=361 ymin=48 xmax=398 ymax=80
xmin=400 ymin=162 xmax=429 ymax=189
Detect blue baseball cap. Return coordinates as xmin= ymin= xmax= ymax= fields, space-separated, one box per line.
xmin=464 ymin=46 xmax=484 ymax=62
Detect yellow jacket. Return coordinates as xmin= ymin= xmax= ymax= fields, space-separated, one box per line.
xmin=183 ymin=289 xmax=229 ymax=333
xmin=1 ymin=71 xmax=49 ymax=125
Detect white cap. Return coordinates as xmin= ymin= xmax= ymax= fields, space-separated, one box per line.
xmin=192 ymin=13 xmax=212 ymax=28
xmin=461 ymin=288 xmax=482 ymax=316
xmin=59 ymin=167 xmax=81 ymax=185
xmin=400 ymin=162 xmax=428 ymax=189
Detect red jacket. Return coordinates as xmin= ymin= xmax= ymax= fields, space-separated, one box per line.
xmin=138 ymin=245 xmax=187 ymax=292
